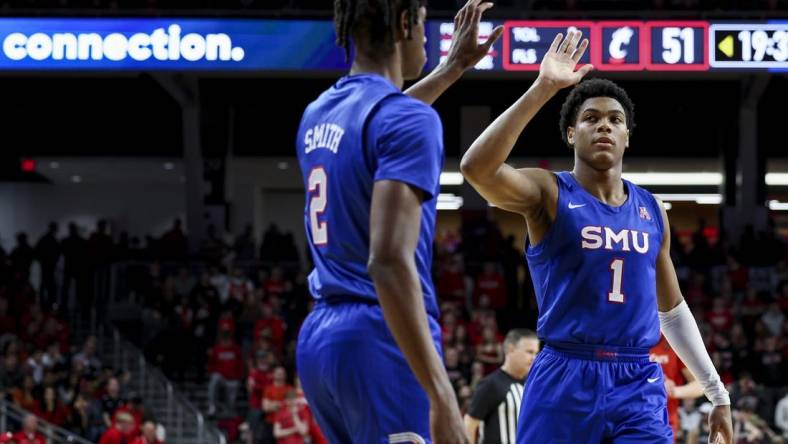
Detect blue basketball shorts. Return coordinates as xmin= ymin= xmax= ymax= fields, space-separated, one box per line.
xmin=296 ymin=301 xmax=442 ymax=444
xmin=517 ymin=343 xmax=672 ymax=444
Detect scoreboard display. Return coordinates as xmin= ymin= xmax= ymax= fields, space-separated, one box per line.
xmin=0 ymin=18 xmax=784 ymax=72
xmin=710 ymin=23 xmax=788 ymax=68
xmin=427 ymin=20 xmax=787 ymax=72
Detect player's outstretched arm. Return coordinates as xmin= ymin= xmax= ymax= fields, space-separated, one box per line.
xmin=654 ymin=200 xmax=733 ymax=444
xmin=368 ymin=180 xmax=468 ymax=444
xmin=460 ymin=31 xmax=593 ymax=215
xmin=404 ymin=0 xmax=502 ymax=105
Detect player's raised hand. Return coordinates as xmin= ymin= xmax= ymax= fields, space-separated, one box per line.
xmin=708 ymin=405 xmax=733 ymax=444
xmin=538 ymin=30 xmax=593 ymax=90
xmin=444 ymin=0 xmax=504 ymax=72
xmin=430 ymin=392 xmax=469 ymax=444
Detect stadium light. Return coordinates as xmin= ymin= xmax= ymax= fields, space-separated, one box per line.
xmin=440 ymin=172 xmax=464 ymax=186
xmin=768 ymin=200 xmax=788 ymax=211
xmin=765 ymin=173 xmax=788 ymax=186
xmin=622 ymin=172 xmax=722 ymax=186
xmin=437 ymin=193 xmax=463 ymax=210
xmin=655 ymin=193 xmax=722 ymax=204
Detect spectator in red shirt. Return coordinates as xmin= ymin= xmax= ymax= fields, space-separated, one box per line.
xmin=684 ymin=273 xmax=708 ymax=310
xmin=0 ymin=431 xmax=18 ymax=444
xmin=474 ymin=262 xmax=507 ymax=310
xmin=705 ymin=298 xmax=733 ymax=332
xmin=207 ymin=325 xmax=244 ymax=417
xmin=114 ymin=394 xmax=145 ymax=438
xmin=34 ymin=386 xmax=68 ymax=427
xmin=99 ymin=411 xmax=137 ymax=444
xmin=216 ymin=313 xmax=236 ymax=337
xmin=273 ymin=391 xmax=310 ymax=444
xmin=726 ymin=255 xmax=748 ymax=293
xmin=131 ymin=421 xmax=163 ymax=444
xmin=13 ymin=415 xmax=45 ymax=444
xmin=253 ymin=304 xmax=285 ymax=353
xmin=437 ymin=255 xmax=467 ymax=305
xmin=227 ymin=268 xmax=254 ymax=307
xmin=649 ymin=335 xmax=704 ymax=439
xmin=475 ymin=326 xmax=504 ymax=375
xmin=247 ymin=350 xmax=273 ymax=444
xmin=440 ymin=311 xmax=460 ymax=345
xmin=11 ymin=376 xmax=39 ymax=413
xmin=263 ymin=366 xmax=292 ymax=424
xmin=263 ymin=267 xmax=289 ymax=298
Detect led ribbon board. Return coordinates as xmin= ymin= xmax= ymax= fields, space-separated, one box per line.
xmin=0 ymin=18 xmax=348 ymax=70
xmin=430 ymin=20 xmax=787 ymax=72
xmin=0 ymin=18 xmax=785 ymax=72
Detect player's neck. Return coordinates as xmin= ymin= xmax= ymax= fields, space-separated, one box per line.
xmin=571 ymin=165 xmax=626 ymax=205
xmin=349 ymin=53 xmax=404 ymax=90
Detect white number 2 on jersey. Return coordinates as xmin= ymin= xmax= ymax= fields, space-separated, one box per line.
xmin=308 ymin=167 xmax=328 ymax=246
xmin=608 ymin=258 xmax=625 ymax=303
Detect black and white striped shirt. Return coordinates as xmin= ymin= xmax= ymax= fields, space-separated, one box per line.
xmin=468 ymin=369 xmax=524 ymax=444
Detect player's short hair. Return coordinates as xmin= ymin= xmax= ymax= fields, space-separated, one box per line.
xmin=559 ymin=78 xmax=636 ymax=147
xmin=503 ymin=328 xmax=537 ymax=348
xmin=334 ymin=0 xmax=426 ymax=61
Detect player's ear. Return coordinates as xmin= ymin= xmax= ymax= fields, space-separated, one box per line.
xmin=567 ymin=127 xmax=575 ymax=147
xmin=396 ymin=8 xmax=411 ymax=41
xmin=625 ymin=129 xmax=630 ymax=149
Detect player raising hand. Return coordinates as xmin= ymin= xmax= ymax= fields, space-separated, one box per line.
xmin=461 ymin=31 xmax=733 ymax=444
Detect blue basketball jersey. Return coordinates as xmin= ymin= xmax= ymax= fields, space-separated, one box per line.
xmin=295 ymin=73 xmax=444 ymax=318
xmin=526 ymin=171 xmax=664 ymax=349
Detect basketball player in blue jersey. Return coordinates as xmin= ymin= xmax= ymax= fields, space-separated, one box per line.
xmin=295 ymin=1 xmax=502 ymax=443
xmin=461 ymin=31 xmax=734 ymax=443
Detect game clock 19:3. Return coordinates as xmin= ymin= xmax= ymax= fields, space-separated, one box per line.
xmin=710 ymin=23 xmax=788 ymax=68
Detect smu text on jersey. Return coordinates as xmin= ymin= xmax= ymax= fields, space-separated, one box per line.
xmin=580 ymin=226 xmax=650 ymax=253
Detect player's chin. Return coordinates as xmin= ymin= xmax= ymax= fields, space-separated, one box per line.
xmin=587 ymin=153 xmax=620 ymax=170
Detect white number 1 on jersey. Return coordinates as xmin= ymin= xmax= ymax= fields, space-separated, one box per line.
xmin=608 ymin=258 xmax=625 ymax=303
xmin=308 ymin=167 xmax=328 ymax=245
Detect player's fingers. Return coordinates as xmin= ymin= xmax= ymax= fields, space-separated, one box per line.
xmin=457 ymin=1 xmax=470 ymax=27
xmin=566 ymin=30 xmax=581 ymax=54
xmin=572 ymin=38 xmax=589 ymax=62
xmin=576 ymin=64 xmax=594 ymax=79
xmin=468 ymin=3 xmax=481 ymax=30
xmin=462 ymin=0 xmax=481 ymax=22
xmin=559 ymin=31 xmax=574 ymax=53
xmin=469 ymin=2 xmax=489 ymax=32
xmin=549 ymin=33 xmax=564 ymax=53
xmin=482 ymin=25 xmax=504 ymax=50
xmin=476 ymin=2 xmax=494 ymax=22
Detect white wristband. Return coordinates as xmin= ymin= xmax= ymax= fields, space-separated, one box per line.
xmin=658 ymin=300 xmax=730 ymax=406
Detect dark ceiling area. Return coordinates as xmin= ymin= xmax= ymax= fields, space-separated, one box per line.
xmin=0 ymin=73 xmax=784 ymax=161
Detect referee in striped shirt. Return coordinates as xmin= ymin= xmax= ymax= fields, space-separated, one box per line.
xmin=464 ymin=329 xmax=539 ymax=444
